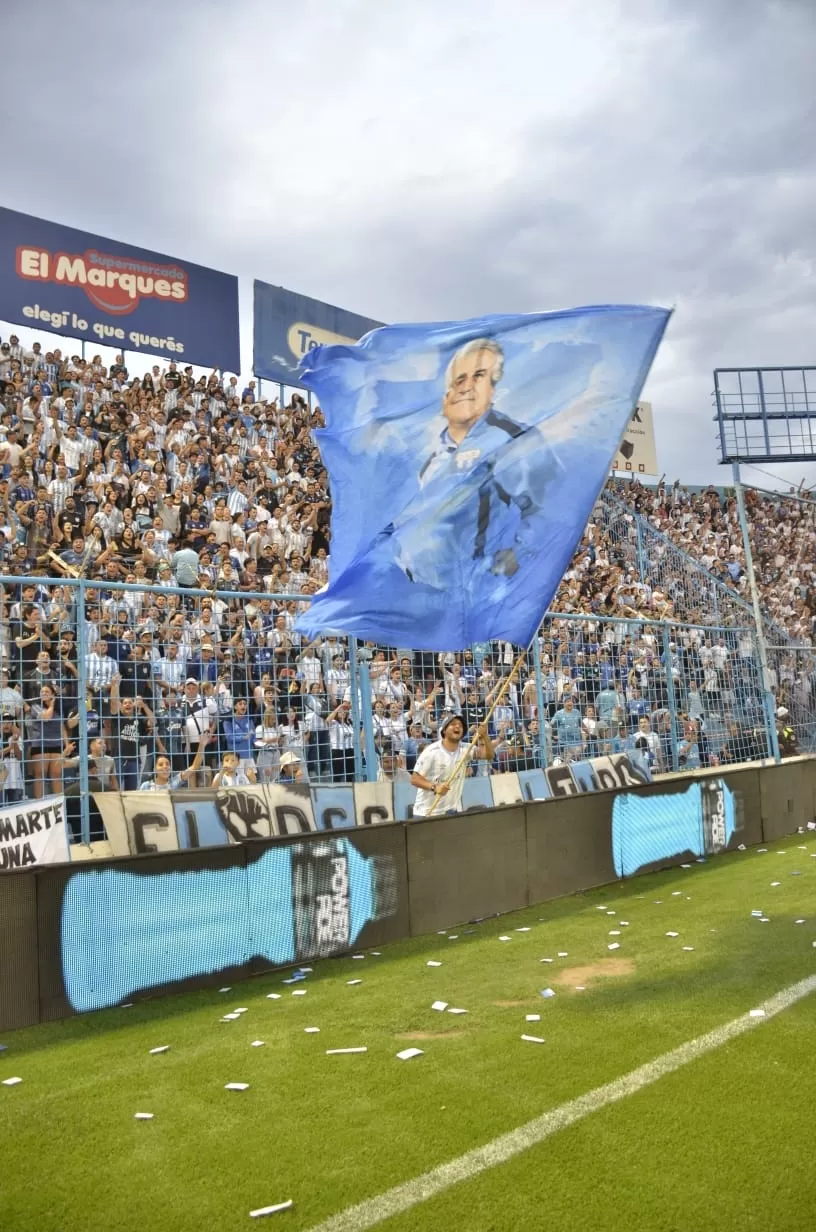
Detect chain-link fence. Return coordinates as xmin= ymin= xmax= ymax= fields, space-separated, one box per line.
xmin=0 ymin=573 xmax=791 ymax=845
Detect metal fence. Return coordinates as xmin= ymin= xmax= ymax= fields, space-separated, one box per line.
xmin=0 ymin=573 xmax=786 ymax=847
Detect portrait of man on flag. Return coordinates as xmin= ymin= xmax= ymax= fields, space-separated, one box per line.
xmin=392 ymin=335 xmax=563 ymax=590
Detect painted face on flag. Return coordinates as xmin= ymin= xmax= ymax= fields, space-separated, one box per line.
xmin=442 ymin=344 xmax=502 ymax=442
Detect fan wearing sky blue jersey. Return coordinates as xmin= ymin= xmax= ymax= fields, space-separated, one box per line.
xmin=390 ymin=337 xmax=564 ymax=591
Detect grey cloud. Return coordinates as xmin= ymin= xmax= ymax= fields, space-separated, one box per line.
xmin=1 ymin=0 xmax=814 ymax=484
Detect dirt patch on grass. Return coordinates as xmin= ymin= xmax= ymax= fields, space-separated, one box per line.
xmin=552 ymin=957 xmax=635 ymax=987
xmin=395 ymin=1031 xmax=468 ymax=1041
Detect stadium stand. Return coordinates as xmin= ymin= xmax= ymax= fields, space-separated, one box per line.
xmin=0 ymin=331 xmax=811 ymax=818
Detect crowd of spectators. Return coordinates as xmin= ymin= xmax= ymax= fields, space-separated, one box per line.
xmin=611 ymin=478 xmax=816 ymax=645
xmin=0 ymin=331 xmax=808 ymax=817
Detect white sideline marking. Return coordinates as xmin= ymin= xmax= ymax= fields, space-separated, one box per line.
xmin=306 ymin=974 xmax=816 ymax=1232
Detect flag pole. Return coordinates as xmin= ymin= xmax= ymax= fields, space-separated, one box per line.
xmin=424 ymin=637 xmax=532 ymax=817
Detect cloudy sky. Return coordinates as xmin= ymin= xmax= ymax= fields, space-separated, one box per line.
xmin=2 ymin=0 xmax=814 ymax=485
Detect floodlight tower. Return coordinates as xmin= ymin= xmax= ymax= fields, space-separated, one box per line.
xmin=713 ymin=365 xmax=816 ymax=762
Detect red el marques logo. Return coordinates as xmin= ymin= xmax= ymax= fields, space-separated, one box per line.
xmin=16 ymin=245 xmax=188 ymax=315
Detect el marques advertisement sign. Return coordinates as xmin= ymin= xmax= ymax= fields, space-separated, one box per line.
xmin=0 ymin=207 xmax=240 ymax=371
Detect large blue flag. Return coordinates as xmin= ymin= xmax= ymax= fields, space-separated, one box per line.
xmin=296 ymin=305 xmax=670 ymax=649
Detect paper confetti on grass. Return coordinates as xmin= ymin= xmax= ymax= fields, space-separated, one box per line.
xmin=250 ymin=1200 xmax=293 ymax=1217
xmin=396 ymin=1048 xmax=424 ymax=1061
xmin=149 ymin=1046 xmax=170 ymax=1055
xmin=521 ymin=1034 xmax=545 ymax=1044
xmin=326 ymin=1047 xmax=367 ymax=1055
xmin=225 ymin=1083 xmax=250 ymax=1091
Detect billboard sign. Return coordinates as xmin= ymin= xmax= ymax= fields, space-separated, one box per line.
xmin=611 ymin=400 xmax=658 ymax=476
xmin=0 ymin=208 xmax=240 ymax=371
xmin=253 ymin=279 xmax=383 ymax=385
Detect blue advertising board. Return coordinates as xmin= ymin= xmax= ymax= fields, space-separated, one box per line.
xmin=253 ymin=278 xmax=382 ymax=385
xmin=0 ymin=208 xmax=240 ymax=371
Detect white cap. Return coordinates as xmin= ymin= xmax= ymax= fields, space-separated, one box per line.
xmin=776 ymin=707 xmax=789 ymax=718
xmin=279 ymin=751 xmax=301 ymax=768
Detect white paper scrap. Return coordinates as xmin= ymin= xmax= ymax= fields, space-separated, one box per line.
xmin=682 ymin=946 xmax=695 ymax=951
xmin=396 ymin=1048 xmax=424 ymax=1061
xmin=597 ymin=905 xmax=607 ymax=911
xmin=760 ymin=918 xmax=770 ymax=923
xmin=251 ymin=1041 xmax=265 ymax=1047
xmin=427 ymin=961 xmax=443 ymax=967
xmin=437 ymin=930 xmax=447 ymax=935
xmin=431 ymin=1001 xmax=448 ymax=1012
xmin=219 ymin=987 xmax=232 ymax=993
xmin=666 ymin=932 xmax=680 ymax=938
xmin=447 ymin=1007 xmax=468 ymax=1015
xmin=347 ymin=979 xmax=362 ymax=986
xmin=757 ymin=849 xmax=767 ymax=853
xmin=304 ymin=1027 xmax=320 ymax=1034
xmin=448 ymin=935 xmax=459 ymax=940
xmin=299 ymin=968 xmax=313 ymax=973
xmin=250 ymin=1200 xmax=294 ymax=1218
xmin=540 ymin=988 xmax=555 ymax=998
xmin=749 ymin=1009 xmax=765 ymax=1019
xmin=525 ymin=1014 xmax=541 ymax=1022
xmin=557 ymin=951 xmax=568 ymax=957
xmin=606 ymin=911 xmax=616 ymax=916
xmin=352 ymin=954 xmax=365 ymax=960
xmin=234 ymin=1008 xmax=249 ymax=1014
xmin=619 ymin=921 xmax=630 ymax=926
xmin=515 ymin=927 xmax=531 ymax=932
xmin=681 ymin=864 xmax=691 ymax=869
xmin=672 ymin=891 xmax=682 ymax=897
xmin=609 ymin=930 xmax=621 ymax=936
xmin=540 ymin=958 xmax=553 ymax=963
xmin=222 ymin=1013 xmax=241 ymax=1021
xmin=225 ymin=1082 xmax=250 ymax=1091
xmin=795 ymin=919 xmax=806 ymax=925
xmin=149 ymin=1046 xmax=170 ymax=1054
xmin=521 ymin=1034 xmax=545 ymax=1044
xmin=575 ymin=986 xmax=586 ymax=991
xmin=370 ymin=951 xmax=382 ymax=956
xmin=498 ymin=935 xmax=512 ymax=941
xmin=266 ymin=993 xmax=281 ymax=1000
xmin=771 ymin=882 xmax=781 ymax=887
xmin=292 ymin=990 xmax=307 ymax=996
xmin=751 ymin=910 xmax=763 ymax=917
xmin=608 ymin=942 xmax=620 ymax=950
xmin=776 ymin=851 xmax=787 ymax=855
xmin=3 ymin=1077 xmax=22 ymax=1086
xmin=326 ymin=1047 xmax=367 ymax=1055
xmin=737 ymin=843 xmax=746 ymax=850
xmin=134 ymin=1112 xmax=153 ymax=1119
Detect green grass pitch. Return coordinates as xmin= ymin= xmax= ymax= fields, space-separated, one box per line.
xmin=2 ymin=835 xmax=815 ymax=1232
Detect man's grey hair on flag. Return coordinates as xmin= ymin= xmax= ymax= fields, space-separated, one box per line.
xmin=444 ymin=337 xmax=505 ymax=392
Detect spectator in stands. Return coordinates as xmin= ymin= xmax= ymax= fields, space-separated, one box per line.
xmin=139 ymin=733 xmax=212 ymax=790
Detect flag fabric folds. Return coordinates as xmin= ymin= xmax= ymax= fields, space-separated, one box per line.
xmin=295 ymin=305 xmax=670 ymax=650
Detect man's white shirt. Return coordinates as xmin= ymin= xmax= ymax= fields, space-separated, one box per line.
xmin=412 ymin=739 xmax=476 ymax=817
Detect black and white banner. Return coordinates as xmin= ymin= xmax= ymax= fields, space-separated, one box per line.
xmin=0 ymin=793 xmax=69 ymax=871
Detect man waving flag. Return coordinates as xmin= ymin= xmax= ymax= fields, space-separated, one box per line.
xmin=296 ymin=304 xmax=670 ymax=650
